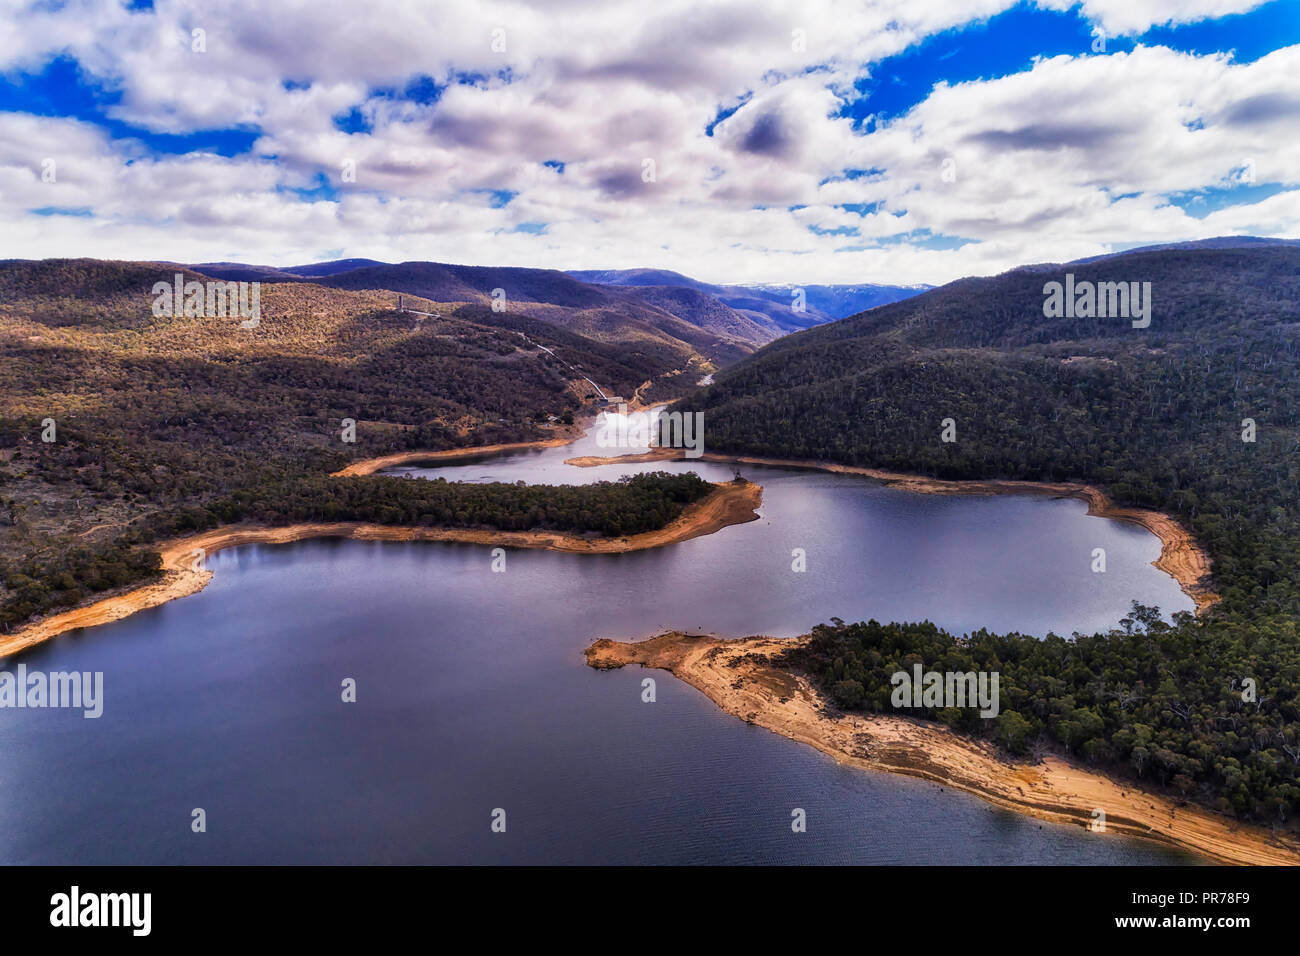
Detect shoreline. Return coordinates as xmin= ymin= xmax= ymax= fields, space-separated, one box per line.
xmin=564 ymin=449 xmax=1219 ymax=614
xmin=331 ymin=434 xmax=582 ymax=476
xmin=586 ymin=631 xmax=1300 ymax=866
xmin=0 ymin=480 xmax=761 ymax=660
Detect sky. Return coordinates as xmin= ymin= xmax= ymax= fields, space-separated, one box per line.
xmin=1 ymin=0 xmax=1298 ymax=286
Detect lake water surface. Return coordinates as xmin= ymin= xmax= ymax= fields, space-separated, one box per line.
xmin=0 ymin=415 xmax=1197 ymax=864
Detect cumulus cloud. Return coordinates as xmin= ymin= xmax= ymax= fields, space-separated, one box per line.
xmin=1067 ymin=0 xmax=1272 ymax=36
xmin=0 ymin=0 xmax=1295 ymax=284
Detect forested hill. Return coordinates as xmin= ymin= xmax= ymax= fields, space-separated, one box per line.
xmin=738 ymin=246 xmax=1300 ymax=350
xmin=677 ymin=246 xmax=1300 ymax=823
xmin=184 ymin=258 xmax=928 ymax=366
xmin=683 ymin=246 xmax=1300 ymax=615
xmin=0 ymin=258 xmax=716 ymax=634
xmin=183 ymin=259 xmax=781 ymax=367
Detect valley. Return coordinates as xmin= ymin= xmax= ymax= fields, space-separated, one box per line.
xmin=2 ymin=243 xmax=1298 ymax=865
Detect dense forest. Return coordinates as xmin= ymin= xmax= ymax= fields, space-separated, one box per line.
xmin=215 ymin=470 xmax=712 ymax=537
xmin=0 ymin=259 xmax=712 ymax=635
xmin=0 ymin=471 xmax=711 ymax=629
xmin=782 ymin=609 xmax=1300 ymax=822
xmin=677 ymin=247 xmax=1300 ymax=824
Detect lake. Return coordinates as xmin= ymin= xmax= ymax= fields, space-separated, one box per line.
xmin=0 ymin=415 xmax=1196 ymax=864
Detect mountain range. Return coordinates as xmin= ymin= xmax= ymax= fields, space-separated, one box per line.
xmin=176 ymin=258 xmax=926 ymax=368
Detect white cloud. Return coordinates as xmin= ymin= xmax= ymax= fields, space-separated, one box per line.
xmin=0 ymin=0 xmax=1295 ymax=284
xmin=1069 ymin=0 xmax=1271 ymax=36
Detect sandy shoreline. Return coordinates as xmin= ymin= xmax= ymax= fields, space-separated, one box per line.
xmin=0 ymin=480 xmax=761 ymax=660
xmin=586 ymin=631 xmax=1300 ymax=866
xmin=565 ymin=448 xmax=1219 ymax=614
xmin=331 ymin=435 xmax=580 ymax=476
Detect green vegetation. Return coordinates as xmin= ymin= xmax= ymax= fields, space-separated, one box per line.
xmin=782 ymin=609 xmax=1300 ymax=821
xmin=0 ymin=471 xmax=711 ymax=631
xmin=313 ymin=260 xmax=767 ymax=365
xmin=194 ymin=469 xmax=711 ymax=538
xmin=0 ymin=541 xmax=162 ymax=631
xmin=678 ymin=247 xmax=1300 ymax=823
xmin=0 ymin=259 xmax=711 ymax=635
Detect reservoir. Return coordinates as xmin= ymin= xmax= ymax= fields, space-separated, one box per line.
xmin=0 ymin=416 xmax=1195 ymax=864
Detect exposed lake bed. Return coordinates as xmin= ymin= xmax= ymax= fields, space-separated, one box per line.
xmin=587 ymin=631 xmax=1299 ymax=864
xmin=0 ymin=414 xmax=1226 ymax=865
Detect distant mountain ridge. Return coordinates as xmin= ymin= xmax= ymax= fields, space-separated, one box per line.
xmin=170 ymin=257 xmax=925 ymax=369
xmin=179 ymin=258 xmax=388 ymax=282
xmin=1066 ymin=235 xmax=1300 ymax=266
xmin=567 ymin=267 xmax=929 ymax=328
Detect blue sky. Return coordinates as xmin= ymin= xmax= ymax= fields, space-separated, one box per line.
xmin=843 ymin=1 xmax=1300 ymax=128
xmin=1 ymin=0 xmax=1298 ymax=284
